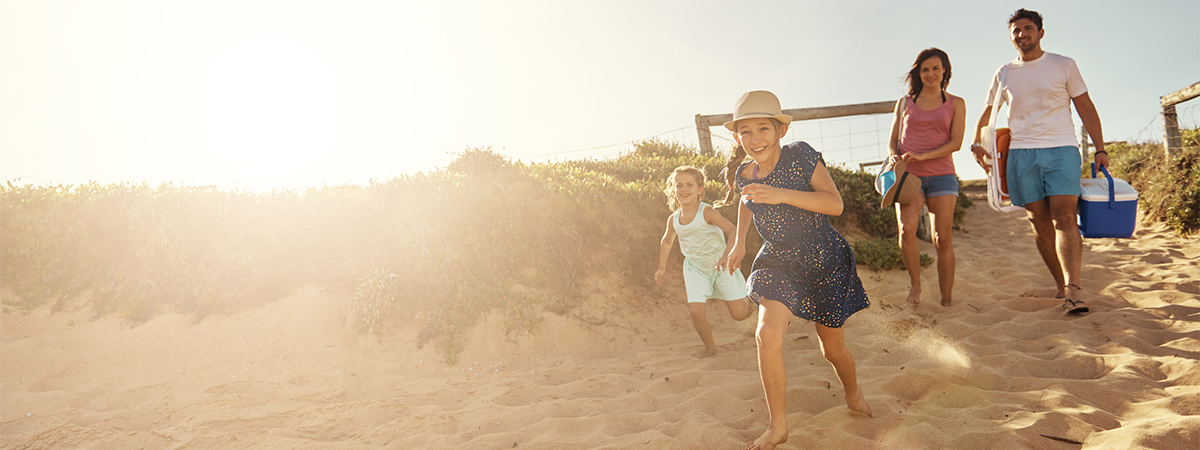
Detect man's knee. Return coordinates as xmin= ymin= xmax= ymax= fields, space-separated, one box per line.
xmin=1048 ymin=196 xmax=1078 ymax=222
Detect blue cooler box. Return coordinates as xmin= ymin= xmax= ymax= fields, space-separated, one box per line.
xmin=1078 ymin=165 xmax=1138 ymax=238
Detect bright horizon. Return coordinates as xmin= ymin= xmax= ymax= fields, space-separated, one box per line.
xmin=2 ymin=0 xmax=1197 ymax=192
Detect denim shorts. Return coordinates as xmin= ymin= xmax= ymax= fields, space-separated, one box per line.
xmin=1006 ymin=146 xmax=1082 ymax=206
xmin=915 ymin=174 xmax=959 ymax=199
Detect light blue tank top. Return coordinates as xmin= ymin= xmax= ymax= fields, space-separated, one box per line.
xmin=673 ymin=203 xmax=727 ymax=261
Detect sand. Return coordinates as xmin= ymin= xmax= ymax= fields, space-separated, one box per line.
xmin=3 ymin=192 xmax=1199 ymax=449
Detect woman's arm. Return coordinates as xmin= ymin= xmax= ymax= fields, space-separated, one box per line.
xmin=904 ymin=96 xmax=966 ymax=162
xmin=887 ymin=97 xmax=904 ymax=162
xmin=739 ymin=161 xmax=844 ymax=216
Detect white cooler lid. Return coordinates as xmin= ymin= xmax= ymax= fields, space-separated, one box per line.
xmin=1080 ymin=176 xmax=1138 ymax=202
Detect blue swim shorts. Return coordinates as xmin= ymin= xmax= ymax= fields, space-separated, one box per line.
xmin=1006 ymin=146 xmax=1083 ymax=206
xmin=915 ymin=174 xmax=959 ymax=199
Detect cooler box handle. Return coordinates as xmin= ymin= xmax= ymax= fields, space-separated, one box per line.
xmin=1091 ymin=162 xmax=1116 ymax=209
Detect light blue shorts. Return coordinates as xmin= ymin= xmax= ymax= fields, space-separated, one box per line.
xmin=683 ymin=257 xmax=747 ymax=303
xmin=915 ymin=174 xmax=959 ymax=199
xmin=1006 ymin=146 xmax=1082 ymax=206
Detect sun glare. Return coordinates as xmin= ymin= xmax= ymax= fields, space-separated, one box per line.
xmin=196 ymin=36 xmax=344 ymax=180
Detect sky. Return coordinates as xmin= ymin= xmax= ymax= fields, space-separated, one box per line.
xmin=2 ymin=0 xmax=1198 ymax=191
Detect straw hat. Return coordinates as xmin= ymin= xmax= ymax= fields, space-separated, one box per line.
xmin=723 ymin=91 xmax=794 ymax=131
xmin=880 ymin=159 xmax=923 ymax=208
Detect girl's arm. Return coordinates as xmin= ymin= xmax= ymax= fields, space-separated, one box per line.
xmin=703 ymin=205 xmax=738 ymax=272
xmin=654 ymin=216 xmax=677 ymax=286
xmin=903 ymin=96 xmax=967 ymax=162
xmin=739 ymin=161 xmax=844 ymax=216
xmin=722 ymin=200 xmax=754 ymax=275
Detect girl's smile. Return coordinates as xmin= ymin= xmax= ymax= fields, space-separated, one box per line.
xmin=735 ymin=118 xmax=789 ymax=163
xmin=673 ymin=173 xmax=703 ymax=206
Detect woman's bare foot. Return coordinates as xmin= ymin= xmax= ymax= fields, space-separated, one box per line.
xmin=846 ymin=387 xmax=874 ymax=418
xmin=940 ymin=296 xmax=952 ymax=307
xmin=905 ymin=285 xmax=921 ymax=305
xmin=746 ymin=425 xmax=788 ymax=450
xmin=692 ymin=348 xmax=716 ymax=358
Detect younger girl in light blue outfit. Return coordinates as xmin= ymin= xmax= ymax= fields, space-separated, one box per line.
xmin=655 ymin=166 xmax=754 ymax=358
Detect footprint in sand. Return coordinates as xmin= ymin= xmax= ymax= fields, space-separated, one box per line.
xmin=1139 ymin=254 xmax=1173 ymax=264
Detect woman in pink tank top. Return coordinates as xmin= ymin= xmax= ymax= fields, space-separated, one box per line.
xmin=886 ymin=48 xmax=966 ymax=308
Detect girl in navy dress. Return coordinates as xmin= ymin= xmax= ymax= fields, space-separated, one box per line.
xmin=718 ymin=90 xmax=873 ymax=450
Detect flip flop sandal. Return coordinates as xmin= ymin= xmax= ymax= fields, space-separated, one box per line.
xmin=1061 ymin=284 xmax=1089 ymax=314
xmin=1062 ymin=298 xmax=1089 ymax=314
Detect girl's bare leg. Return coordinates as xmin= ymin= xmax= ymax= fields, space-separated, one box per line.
xmin=688 ymin=303 xmax=717 ymax=358
xmin=896 ymin=199 xmax=925 ymax=305
xmin=747 ymin=299 xmax=791 ymax=450
xmin=725 ymin=296 xmax=754 ymax=321
xmin=814 ymin=323 xmax=873 ymax=417
xmin=926 ymin=195 xmax=957 ymax=306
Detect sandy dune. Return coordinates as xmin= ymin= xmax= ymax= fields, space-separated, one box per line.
xmin=3 ymin=192 xmax=1199 ymax=449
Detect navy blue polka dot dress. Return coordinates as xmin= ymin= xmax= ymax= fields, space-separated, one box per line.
xmin=736 ymin=142 xmax=870 ymax=328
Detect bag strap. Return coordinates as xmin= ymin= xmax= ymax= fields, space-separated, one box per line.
xmin=987 ymin=64 xmax=1010 ymax=129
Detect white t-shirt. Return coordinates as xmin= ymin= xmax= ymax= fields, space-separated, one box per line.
xmin=986 ymin=52 xmax=1088 ymax=149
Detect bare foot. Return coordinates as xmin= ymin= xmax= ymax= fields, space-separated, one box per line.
xmin=746 ymin=425 xmax=788 ymax=450
xmin=846 ymin=387 xmax=874 ymax=418
xmin=940 ymin=296 xmax=952 ymax=307
xmin=905 ymin=285 xmax=921 ymax=305
xmin=692 ymin=348 xmax=716 ymax=358
xmin=1054 ymin=286 xmax=1066 ymax=299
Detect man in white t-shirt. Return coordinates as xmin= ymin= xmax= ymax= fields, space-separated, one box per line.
xmin=969 ymin=8 xmax=1110 ymax=314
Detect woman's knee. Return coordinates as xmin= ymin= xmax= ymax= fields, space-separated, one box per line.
xmin=932 ymin=230 xmax=953 ymax=250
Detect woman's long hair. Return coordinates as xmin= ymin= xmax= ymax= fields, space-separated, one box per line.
xmin=905 ymin=48 xmax=952 ymax=98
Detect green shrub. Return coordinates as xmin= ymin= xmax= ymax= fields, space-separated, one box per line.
xmin=1096 ymin=129 xmax=1200 ymax=236
xmin=0 ymin=139 xmax=925 ymax=363
xmin=826 ymin=166 xmax=896 ymax=237
xmin=850 ymin=237 xmax=934 ymax=272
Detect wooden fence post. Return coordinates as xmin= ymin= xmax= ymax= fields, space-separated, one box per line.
xmin=1162 ymin=104 xmax=1180 ymax=156
xmin=1161 ymin=81 xmax=1200 ymax=156
xmin=695 ymin=114 xmax=714 ymax=156
xmin=1079 ymin=125 xmax=1089 ymax=154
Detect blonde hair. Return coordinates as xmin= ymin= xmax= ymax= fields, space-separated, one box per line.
xmin=663 ymin=165 xmax=706 ymax=211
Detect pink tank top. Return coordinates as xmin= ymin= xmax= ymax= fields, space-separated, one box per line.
xmin=898 ymin=94 xmax=957 ymax=176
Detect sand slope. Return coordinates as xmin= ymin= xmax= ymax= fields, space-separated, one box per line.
xmin=3 ymin=194 xmax=1199 ymax=449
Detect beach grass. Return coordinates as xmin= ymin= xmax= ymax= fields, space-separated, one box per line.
xmin=20 ymin=130 xmax=1200 ymax=364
